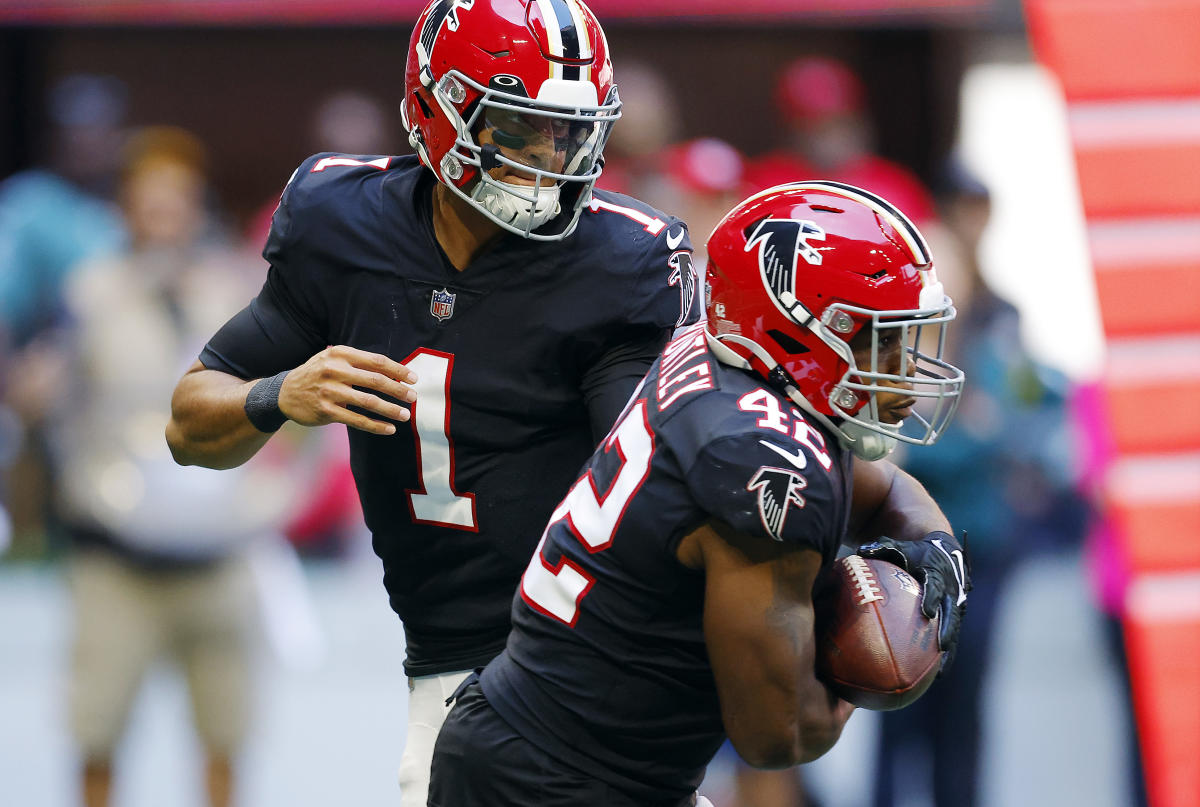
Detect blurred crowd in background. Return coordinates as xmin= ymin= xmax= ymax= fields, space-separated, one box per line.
xmin=0 ymin=13 xmax=1145 ymax=807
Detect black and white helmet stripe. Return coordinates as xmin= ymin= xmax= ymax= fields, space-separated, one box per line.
xmin=533 ymin=0 xmax=593 ymax=82
xmin=788 ymin=180 xmax=932 ymax=266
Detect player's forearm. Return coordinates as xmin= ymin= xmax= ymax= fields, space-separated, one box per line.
xmin=852 ymin=462 xmax=951 ymax=544
xmin=714 ymin=577 xmax=848 ymax=763
xmin=166 ymin=366 xmax=273 ymax=469
xmin=723 ymin=636 xmax=852 ymax=768
xmin=762 ymin=625 xmax=853 ymax=765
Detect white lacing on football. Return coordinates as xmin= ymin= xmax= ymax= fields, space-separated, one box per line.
xmin=846 ymin=555 xmax=884 ymax=605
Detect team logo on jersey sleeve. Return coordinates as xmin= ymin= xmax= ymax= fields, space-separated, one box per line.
xmin=431 ymin=288 xmax=456 ymax=321
xmin=747 ymin=466 xmax=808 ymax=542
xmin=668 ymin=249 xmax=699 ymax=327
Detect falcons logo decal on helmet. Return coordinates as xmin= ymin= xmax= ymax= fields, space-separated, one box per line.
xmin=745 ymin=218 xmax=826 ymax=314
xmin=747 ymin=466 xmax=808 ymax=542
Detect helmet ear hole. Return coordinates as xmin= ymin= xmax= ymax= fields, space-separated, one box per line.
xmin=766 ymin=329 xmax=809 ymax=356
xmin=414 ymin=92 xmax=434 ymax=120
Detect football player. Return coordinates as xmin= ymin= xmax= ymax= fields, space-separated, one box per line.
xmin=428 ymin=182 xmax=971 ymax=807
xmin=165 ymin=2 xmax=700 ymax=805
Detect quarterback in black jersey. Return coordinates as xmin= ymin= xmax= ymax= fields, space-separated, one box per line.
xmin=166 ymin=2 xmax=698 ymax=805
xmin=428 ymin=182 xmax=971 ymax=807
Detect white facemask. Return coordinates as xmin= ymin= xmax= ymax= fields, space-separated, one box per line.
xmin=475 ymin=179 xmax=562 ymax=233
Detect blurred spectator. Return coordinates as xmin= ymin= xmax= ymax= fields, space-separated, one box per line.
xmin=745 ymin=56 xmax=935 ymax=224
xmin=596 ymin=61 xmax=681 ymax=201
xmin=871 ymin=158 xmax=1087 ymax=807
xmin=310 ymin=89 xmax=395 ymax=155
xmin=0 ymin=73 xmax=128 ymax=347
xmin=53 ymin=126 xmax=300 ymax=807
xmin=656 ymin=137 xmax=746 ymax=262
xmin=0 ymin=74 xmax=129 ymax=554
xmin=0 ymin=501 xmax=10 ymax=555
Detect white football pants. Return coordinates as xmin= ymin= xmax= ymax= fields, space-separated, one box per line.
xmin=398 ymin=669 xmax=473 ymax=807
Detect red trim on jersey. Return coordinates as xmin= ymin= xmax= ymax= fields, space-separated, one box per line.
xmin=519 ymin=399 xmax=657 ymax=627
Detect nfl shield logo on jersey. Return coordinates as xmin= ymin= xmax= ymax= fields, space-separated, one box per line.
xmin=430 ymin=288 xmax=456 ymax=321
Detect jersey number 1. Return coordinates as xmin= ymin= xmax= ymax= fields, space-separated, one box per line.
xmin=404 ymin=349 xmax=478 ymax=531
xmin=520 ymin=400 xmax=654 ymax=626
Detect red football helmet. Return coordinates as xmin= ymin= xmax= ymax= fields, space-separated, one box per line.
xmin=705 ymin=181 xmax=964 ymax=460
xmin=402 ymin=0 xmax=621 ymax=240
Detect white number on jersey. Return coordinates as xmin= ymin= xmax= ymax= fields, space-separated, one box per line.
xmin=404 ymin=349 xmax=478 ymax=531
xmin=520 ymin=400 xmax=655 ymax=626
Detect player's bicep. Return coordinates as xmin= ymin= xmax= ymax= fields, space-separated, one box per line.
xmin=846 ymin=456 xmax=898 ymax=541
xmin=200 ymin=271 xmax=324 ymax=380
xmin=847 ymin=457 xmax=949 ymax=544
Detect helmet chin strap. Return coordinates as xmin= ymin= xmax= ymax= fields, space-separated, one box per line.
xmin=835 ymin=419 xmax=898 ymax=461
xmin=475 ymin=178 xmax=561 ymax=232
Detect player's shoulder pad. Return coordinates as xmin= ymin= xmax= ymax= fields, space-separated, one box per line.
xmin=581 ymin=188 xmax=691 ymax=256
xmin=579 ymin=189 xmax=701 ymax=327
xmin=278 ymin=152 xmax=401 ymax=217
xmin=267 ymin=153 xmax=414 ymax=265
xmin=649 ymin=323 xmax=722 ymax=422
xmin=687 ymin=420 xmax=839 ymax=548
xmin=706 ymin=392 xmax=839 ymax=481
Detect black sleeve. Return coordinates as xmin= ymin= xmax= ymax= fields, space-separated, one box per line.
xmin=581 ymin=326 xmax=671 ymax=442
xmin=198 ymin=267 xmax=325 ymax=379
xmin=200 ymin=157 xmax=332 ymax=379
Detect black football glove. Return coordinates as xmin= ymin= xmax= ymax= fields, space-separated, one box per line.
xmin=857 ymin=531 xmax=971 ymax=672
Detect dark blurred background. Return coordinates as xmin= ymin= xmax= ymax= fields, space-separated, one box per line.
xmin=0 ymin=2 xmax=1022 ymax=230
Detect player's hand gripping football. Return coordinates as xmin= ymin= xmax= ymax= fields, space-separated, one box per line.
xmin=857 ymin=531 xmax=970 ymax=673
xmin=279 ymin=345 xmax=417 ymax=434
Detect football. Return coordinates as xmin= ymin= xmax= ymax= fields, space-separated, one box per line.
xmin=814 ymin=554 xmax=941 ymax=711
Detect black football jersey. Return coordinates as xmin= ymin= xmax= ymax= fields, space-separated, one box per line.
xmin=199 ymin=154 xmax=699 ymax=675
xmin=479 ymin=323 xmax=854 ymax=803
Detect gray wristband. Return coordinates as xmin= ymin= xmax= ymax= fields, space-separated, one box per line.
xmin=244 ymin=370 xmax=290 ymax=433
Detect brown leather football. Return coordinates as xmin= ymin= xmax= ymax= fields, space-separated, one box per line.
xmin=814 ymin=555 xmax=941 ymax=711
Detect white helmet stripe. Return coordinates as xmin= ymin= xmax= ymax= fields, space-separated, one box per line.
xmin=536 ymin=0 xmax=594 ymax=83
xmin=562 ymin=0 xmax=593 ymax=59
xmin=535 ymin=0 xmax=566 ymax=59
xmin=562 ymin=0 xmax=591 ymax=82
